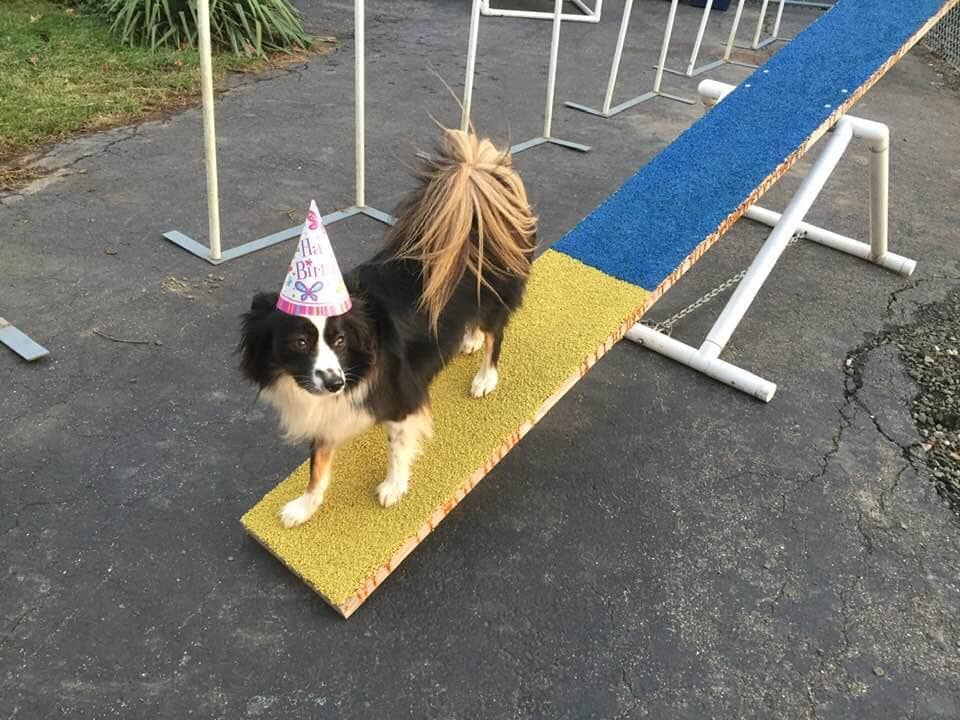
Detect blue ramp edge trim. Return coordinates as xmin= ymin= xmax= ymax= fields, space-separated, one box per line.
xmin=553 ymin=0 xmax=952 ymax=291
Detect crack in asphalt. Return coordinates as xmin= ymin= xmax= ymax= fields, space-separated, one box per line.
xmin=786 ymin=275 xmax=960 ymax=718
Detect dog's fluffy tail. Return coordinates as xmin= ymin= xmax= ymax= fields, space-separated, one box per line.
xmin=389 ymin=128 xmax=537 ymax=332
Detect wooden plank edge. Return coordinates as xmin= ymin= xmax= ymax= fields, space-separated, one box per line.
xmin=240 ymin=518 xmax=354 ymax=618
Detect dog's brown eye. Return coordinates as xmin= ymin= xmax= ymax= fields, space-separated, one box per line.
xmin=333 ymin=335 xmax=345 ymax=348
xmin=293 ymin=337 xmax=308 ymax=351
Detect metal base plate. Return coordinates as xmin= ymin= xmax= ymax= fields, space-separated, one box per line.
xmin=661 ymin=58 xmax=726 ymax=78
xmin=734 ymin=35 xmax=788 ymax=51
xmin=509 ymin=136 xmax=592 ymax=155
xmin=0 ymin=318 xmax=49 ymax=361
xmin=162 ymin=206 xmax=396 ymax=265
xmin=565 ymin=90 xmax=695 ymax=119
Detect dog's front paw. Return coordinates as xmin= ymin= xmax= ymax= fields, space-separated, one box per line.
xmin=470 ymin=366 xmax=499 ymax=398
xmin=459 ymin=327 xmax=484 ymax=355
xmin=280 ymin=494 xmax=321 ymax=528
xmin=377 ymin=477 xmax=408 ymax=508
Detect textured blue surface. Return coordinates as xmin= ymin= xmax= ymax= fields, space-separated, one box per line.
xmin=554 ymin=0 xmax=951 ymax=290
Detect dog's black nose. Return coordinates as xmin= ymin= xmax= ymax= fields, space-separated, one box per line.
xmin=316 ymin=370 xmax=345 ymax=393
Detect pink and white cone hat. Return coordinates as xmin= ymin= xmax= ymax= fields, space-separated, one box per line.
xmin=276 ymin=200 xmax=352 ymax=317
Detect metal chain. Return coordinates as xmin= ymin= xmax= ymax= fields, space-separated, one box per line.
xmin=645 ymin=230 xmax=806 ymax=335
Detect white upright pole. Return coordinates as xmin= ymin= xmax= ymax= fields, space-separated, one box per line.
xmin=543 ymin=0 xmax=564 ymax=138
xmin=686 ymin=0 xmax=714 ymax=76
xmin=723 ymin=0 xmax=747 ymax=62
xmin=751 ymin=0 xmax=770 ymax=49
xmin=653 ymin=0 xmax=681 ymax=94
xmin=771 ymin=0 xmax=786 ymax=38
xmin=197 ymin=0 xmax=221 ymax=261
xmin=462 ymin=0 xmax=482 ymax=132
xmin=868 ymin=127 xmax=889 ymax=261
xmin=355 ymin=0 xmax=365 ymax=208
xmin=601 ymin=0 xmax=634 ymax=115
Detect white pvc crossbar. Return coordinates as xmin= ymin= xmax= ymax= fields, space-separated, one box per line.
xmin=480 ymin=0 xmax=602 ymax=24
xmin=625 ymin=80 xmax=917 ymax=402
xmin=564 ymin=0 xmax=694 ymax=119
xmin=162 ymin=0 xmax=393 ymax=266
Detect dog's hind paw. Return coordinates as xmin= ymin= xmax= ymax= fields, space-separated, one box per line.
xmin=280 ymin=494 xmax=321 ymax=528
xmin=459 ymin=326 xmax=485 ymax=355
xmin=470 ymin=366 xmax=499 ymax=398
xmin=377 ymin=478 xmax=408 ymax=508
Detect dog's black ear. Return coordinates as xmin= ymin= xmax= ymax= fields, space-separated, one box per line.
xmin=250 ymin=291 xmax=279 ymax=316
xmin=238 ymin=292 xmax=279 ymax=387
xmin=342 ymin=293 xmax=377 ymax=359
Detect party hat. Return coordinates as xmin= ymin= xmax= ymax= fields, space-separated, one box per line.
xmin=276 ymin=201 xmax=352 ymax=317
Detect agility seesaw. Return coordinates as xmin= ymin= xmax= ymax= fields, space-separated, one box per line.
xmin=243 ymin=0 xmax=957 ymax=617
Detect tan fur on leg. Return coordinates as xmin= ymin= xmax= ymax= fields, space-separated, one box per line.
xmin=281 ymin=444 xmax=334 ymax=528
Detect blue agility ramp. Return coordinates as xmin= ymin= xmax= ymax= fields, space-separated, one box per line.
xmin=555 ymin=0 xmax=956 ymax=291
xmin=552 ymin=0 xmax=955 ymax=401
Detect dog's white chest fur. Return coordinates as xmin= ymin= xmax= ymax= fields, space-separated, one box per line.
xmin=261 ymin=375 xmax=375 ymax=447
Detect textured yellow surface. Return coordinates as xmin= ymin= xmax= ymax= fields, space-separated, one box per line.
xmin=241 ymin=250 xmax=648 ymax=613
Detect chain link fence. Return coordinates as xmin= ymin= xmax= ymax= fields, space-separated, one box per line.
xmin=925 ymin=4 xmax=960 ymax=69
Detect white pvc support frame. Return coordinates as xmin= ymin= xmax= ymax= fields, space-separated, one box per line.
xmin=162 ymin=0 xmax=394 ymax=266
xmin=508 ymin=0 xmax=591 ymax=154
xmin=480 ymin=0 xmax=602 ymax=24
xmin=720 ymin=0 xmax=761 ymax=70
xmin=662 ymin=0 xmax=724 ymax=78
xmin=664 ymin=0 xmax=760 ymax=78
xmin=625 ymin=80 xmax=917 ymax=402
xmin=734 ymin=0 xmax=790 ymax=51
xmin=565 ymin=0 xmax=694 ymax=119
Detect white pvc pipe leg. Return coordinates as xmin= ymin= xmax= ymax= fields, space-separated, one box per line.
xmin=354 ymin=0 xmax=366 ymax=208
xmin=197 ymin=0 xmax=221 ymax=261
xmin=701 ymin=120 xmax=854 ymax=357
xmin=626 ymin=324 xmax=777 ymax=401
xmin=869 ymin=129 xmax=889 ymax=261
xmin=543 ymin=0 xmax=564 ymax=138
xmin=743 ymin=206 xmax=916 ymax=276
xmin=653 ymin=0 xmax=681 ymax=94
xmin=462 ymin=0 xmax=482 ymax=132
xmin=601 ymin=0 xmax=634 ymax=115
xmin=771 ymin=0 xmax=787 ymax=38
xmin=686 ymin=0 xmax=714 ymax=76
xmin=722 ymin=0 xmax=750 ymax=63
xmin=751 ymin=0 xmax=770 ymax=49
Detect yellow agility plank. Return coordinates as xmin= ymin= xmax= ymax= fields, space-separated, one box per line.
xmin=242 ymin=250 xmax=647 ymax=617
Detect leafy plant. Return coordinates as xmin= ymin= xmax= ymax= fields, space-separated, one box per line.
xmin=100 ymin=0 xmax=310 ymax=56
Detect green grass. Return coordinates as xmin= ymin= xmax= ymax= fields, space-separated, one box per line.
xmin=0 ymin=0 xmax=265 ymax=161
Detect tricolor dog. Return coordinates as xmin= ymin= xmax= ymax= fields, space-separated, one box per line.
xmin=239 ymin=128 xmax=537 ymax=527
